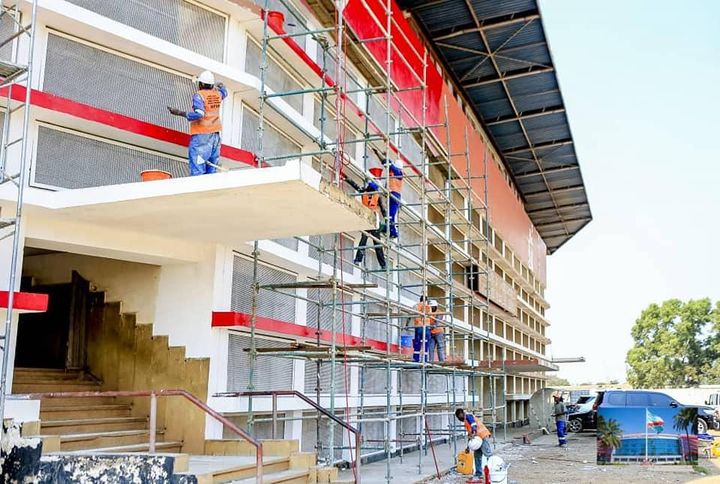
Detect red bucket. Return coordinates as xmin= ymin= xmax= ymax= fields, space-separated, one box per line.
xmin=140 ymin=170 xmax=172 ymax=182
xmin=369 ymin=167 xmax=384 ymax=178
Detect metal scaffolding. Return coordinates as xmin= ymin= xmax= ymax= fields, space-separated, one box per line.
xmin=0 ymin=0 xmax=38 ymax=423
xmin=242 ymin=0 xmax=515 ymax=480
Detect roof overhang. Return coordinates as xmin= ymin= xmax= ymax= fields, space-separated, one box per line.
xmin=398 ymin=0 xmax=591 ymax=252
xmin=476 ymin=357 xmax=559 ymax=373
xmin=2 ymin=161 xmax=375 ymax=247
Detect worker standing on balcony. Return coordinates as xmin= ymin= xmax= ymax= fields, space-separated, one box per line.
xmin=455 ymin=408 xmax=493 ymax=479
xmin=344 ymin=174 xmax=387 ymax=271
xmin=412 ymin=296 xmax=431 ymax=362
xmin=427 ymin=300 xmax=446 ymax=362
xmin=167 ymin=71 xmax=228 ymax=176
xmin=372 ymin=147 xmax=403 ymax=239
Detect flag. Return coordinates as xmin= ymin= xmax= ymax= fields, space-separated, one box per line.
xmin=646 ymin=409 xmax=664 ymax=434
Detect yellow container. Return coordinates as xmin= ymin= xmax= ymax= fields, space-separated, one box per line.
xmin=712 ymin=441 xmax=720 ymax=458
xmin=457 ymin=451 xmax=474 ymax=475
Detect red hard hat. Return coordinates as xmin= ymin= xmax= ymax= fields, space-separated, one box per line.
xmin=368 ymin=167 xmax=383 ymax=178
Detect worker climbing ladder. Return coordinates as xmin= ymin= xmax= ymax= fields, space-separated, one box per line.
xmin=0 ymin=0 xmax=38 ymax=424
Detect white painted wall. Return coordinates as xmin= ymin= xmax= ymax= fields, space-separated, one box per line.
xmin=22 ymin=252 xmax=160 ymax=324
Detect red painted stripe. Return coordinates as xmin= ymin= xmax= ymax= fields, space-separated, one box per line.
xmin=212 ymin=311 xmax=401 ymax=353
xmin=0 ymin=291 xmax=48 ymax=312
xmin=0 ymin=85 xmax=257 ymax=167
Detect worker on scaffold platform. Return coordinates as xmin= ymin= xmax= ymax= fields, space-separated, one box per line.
xmin=427 ymin=299 xmax=446 ymax=362
xmin=372 ymin=146 xmax=403 ymax=239
xmin=412 ymin=296 xmax=432 ymax=362
xmin=344 ymin=172 xmax=387 ymax=271
xmin=168 ymin=70 xmax=228 ymax=176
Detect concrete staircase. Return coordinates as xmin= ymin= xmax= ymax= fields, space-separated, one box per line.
xmin=12 ymin=367 xmax=183 ymax=454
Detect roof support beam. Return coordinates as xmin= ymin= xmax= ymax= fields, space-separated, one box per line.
xmin=524 ymin=185 xmax=585 ymax=198
xmin=534 ymin=216 xmax=592 ymax=228
xmin=486 ymin=106 xmax=566 ymax=126
xmin=527 ymin=202 xmax=589 ymax=215
xmin=504 ymin=139 xmax=573 ymax=155
xmin=463 ymin=65 xmax=554 ymax=88
xmin=432 ymin=12 xmax=540 ymax=41
xmin=515 ymin=164 xmax=578 ymax=179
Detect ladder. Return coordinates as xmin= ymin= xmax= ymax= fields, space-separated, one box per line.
xmin=0 ymin=0 xmax=38 ymax=423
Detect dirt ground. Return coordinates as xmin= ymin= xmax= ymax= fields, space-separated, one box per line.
xmin=425 ymin=431 xmax=720 ymax=484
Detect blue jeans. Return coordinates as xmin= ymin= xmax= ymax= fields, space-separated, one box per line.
xmin=388 ymin=191 xmax=401 ymax=238
xmin=556 ymin=420 xmax=567 ymax=445
xmin=412 ymin=327 xmax=431 ymax=362
xmin=188 ymin=133 xmax=221 ymax=176
xmin=474 ymin=438 xmax=493 ymax=476
xmin=427 ymin=332 xmax=445 ymax=361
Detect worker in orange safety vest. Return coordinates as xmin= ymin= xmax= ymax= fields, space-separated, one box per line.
xmin=411 ymin=296 xmax=431 ymax=362
xmin=372 ymin=146 xmax=403 ymax=239
xmin=455 ymin=408 xmax=493 ymax=479
xmin=345 ymin=175 xmax=387 ymax=270
xmin=168 ymin=70 xmax=228 ymax=176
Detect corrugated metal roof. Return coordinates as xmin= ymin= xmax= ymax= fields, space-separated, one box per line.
xmin=398 ymin=0 xmax=591 ymax=253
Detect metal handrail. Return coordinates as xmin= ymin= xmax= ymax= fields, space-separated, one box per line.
xmin=215 ymin=390 xmax=361 ymax=483
xmin=16 ymin=389 xmax=263 ymax=483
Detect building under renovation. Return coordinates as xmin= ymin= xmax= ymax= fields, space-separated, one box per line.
xmin=0 ymin=0 xmax=590 ymax=481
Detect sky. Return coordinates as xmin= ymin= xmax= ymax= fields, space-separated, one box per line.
xmin=539 ymin=0 xmax=720 ymax=384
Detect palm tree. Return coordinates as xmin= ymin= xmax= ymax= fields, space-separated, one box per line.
xmin=597 ymin=416 xmax=622 ymax=464
xmin=673 ymin=407 xmax=697 ymax=463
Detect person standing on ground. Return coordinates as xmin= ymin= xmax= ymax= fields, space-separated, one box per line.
xmin=345 ymin=175 xmax=387 ymax=270
xmin=553 ymin=394 xmax=568 ymax=447
xmin=427 ymin=299 xmax=446 ymax=361
xmin=455 ymin=408 xmax=492 ymax=478
xmin=371 ymin=147 xmax=403 ymax=239
xmin=168 ymin=70 xmax=228 ymax=176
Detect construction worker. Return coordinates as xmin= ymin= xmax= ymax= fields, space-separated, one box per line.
xmin=167 ymin=70 xmax=228 ymax=176
xmin=427 ymin=300 xmax=445 ymax=362
xmin=553 ymin=394 xmax=568 ymax=447
xmin=371 ymin=147 xmax=403 ymax=238
xmin=412 ymin=296 xmax=431 ymax=362
xmin=455 ymin=408 xmax=493 ymax=478
xmin=345 ymin=175 xmax=387 ymax=270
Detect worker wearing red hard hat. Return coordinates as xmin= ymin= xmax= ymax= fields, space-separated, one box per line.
xmin=167 ymin=70 xmax=228 ymax=176
xmin=371 ymin=147 xmax=403 ymax=239
xmin=345 ymin=172 xmax=387 ymax=270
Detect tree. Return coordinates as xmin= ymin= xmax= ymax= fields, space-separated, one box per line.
xmin=546 ymin=376 xmax=570 ymax=387
xmin=626 ymin=299 xmax=718 ymax=388
xmin=673 ymin=407 xmax=696 ymax=462
xmin=597 ymin=415 xmax=622 ymax=464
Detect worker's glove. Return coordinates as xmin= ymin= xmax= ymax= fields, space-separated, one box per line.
xmin=465 ymin=447 xmax=470 ymax=453
xmin=167 ymin=106 xmax=186 ymax=117
xmin=216 ymin=82 xmax=225 ymax=91
xmin=378 ymin=223 xmax=387 ymax=233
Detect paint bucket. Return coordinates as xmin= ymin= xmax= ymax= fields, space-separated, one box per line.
xmin=369 ymin=167 xmax=384 ymax=178
xmin=400 ymin=335 xmax=413 ymax=355
xmin=140 ymin=170 xmax=172 ymax=182
xmin=266 ymin=10 xmax=285 ymax=33
xmin=456 ymin=451 xmax=473 ymax=475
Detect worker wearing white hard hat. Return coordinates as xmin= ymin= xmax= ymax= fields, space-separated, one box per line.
xmin=426 ymin=299 xmax=446 ymax=362
xmin=167 ymin=70 xmax=228 ymax=176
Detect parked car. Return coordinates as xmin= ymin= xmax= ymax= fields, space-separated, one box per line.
xmin=567 ymin=397 xmax=597 ymax=432
xmin=597 ymin=390 xmax=717 ymax=434
xmin=567 ymin=395 xmax=595 ymax=414
xmin=705 ymin=392 xmax=720 ymax=429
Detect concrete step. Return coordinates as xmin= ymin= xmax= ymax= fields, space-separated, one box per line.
xmin=13 ymin=380 xmax=102 ymax=393
xmin=13 ymin=369 xmax=93 ymax=382
xmin=41 ymin=403 xmax=133 ymax=419
xmin=41 ymin=416 xmax=148 ymax=434
xmin=67 ymin=441 xmax=184 ymax=454
xmin=59 ymin=429 xmax=165 ymax=452
xmin=177 ymin=455 xmax=292 ymax=483
xmin=38 ymin=396 xmax=120 ymax=406
xmin=230 ymin=469 xmax=310 ymax=484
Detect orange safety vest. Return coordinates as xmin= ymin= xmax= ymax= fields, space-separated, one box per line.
xmin=464 ymin=415 xmax=491 ymax=439
xmin=190 ymin=89 xmax=223 ymax=135
xmin=414 ymin=302 xmax=430 ymax=327
xmin=361 ymin=192 xmax=380 ymax=212
xmin=430 ymin=314 xmax=444 ymax=334
xmin=388 ymin=172 xmax=403 ymax=193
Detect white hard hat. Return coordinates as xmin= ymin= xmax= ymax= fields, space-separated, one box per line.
xmin=429 ymin=299 xmax=438 ymax=308
xmin=197 ymin=70 xmax=215 ymax=85
xmin=487 ymin=455 xmax=504 ymax=471
xmin=467 ymin=436 xmax=482 ymax=451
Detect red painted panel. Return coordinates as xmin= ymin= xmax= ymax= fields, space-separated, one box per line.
xmin=0 ymin=85 xmax=257 ymax=167
xmin=212 ymin=311 xmax=401 ymax=353
xmin=0 ymin=291 xmax=49 ymax=312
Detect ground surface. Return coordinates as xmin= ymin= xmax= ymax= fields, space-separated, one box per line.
xmin=340 ymin=428 xmax=720 ymax=483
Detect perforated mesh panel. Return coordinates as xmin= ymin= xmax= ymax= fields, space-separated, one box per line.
xmin=428 ymin=374 xmax=447 ymax=393
xmin=0 ymin=12 xmax=16 ymax=61
xmin=44 ymin=34 xmax=194 ymax=132
xmin=271 ymin=237 xmax=299 ymax=251
xmin=303 ymin=360 xmax=348 ymax=394
xmin=359 ymin=419 xmax=385 ymax=457
xmin=362 ymin=303 xmax=389 ymax=342
xmin=397 ymin=413 xmax=419 ymax=449
xmin=245 ymin=40 xmax=304 ymax=113
xmin=34 ymin=126 xmax=187 ymax=188
xmin=222 ymin=414 xmax=285 ymax=440
xmin=241 ymin=107 xmax=301 ymax=164
xmin=301 ymin=410 xmax=345 ymax=461
xmin=307 ymin=233 xmax=353 ymax=274
xmin=65 ymin=0 xmax=225 ymax=61
xmin=231 ymin=256 xmax=297 ymax=322
xmin=359 ymin=367 xmax=388 ymax=394
xmin=227 ymin=334 xmax=294 ymax=392
xmin=400 ymin=369 xmax=420 ymax=395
